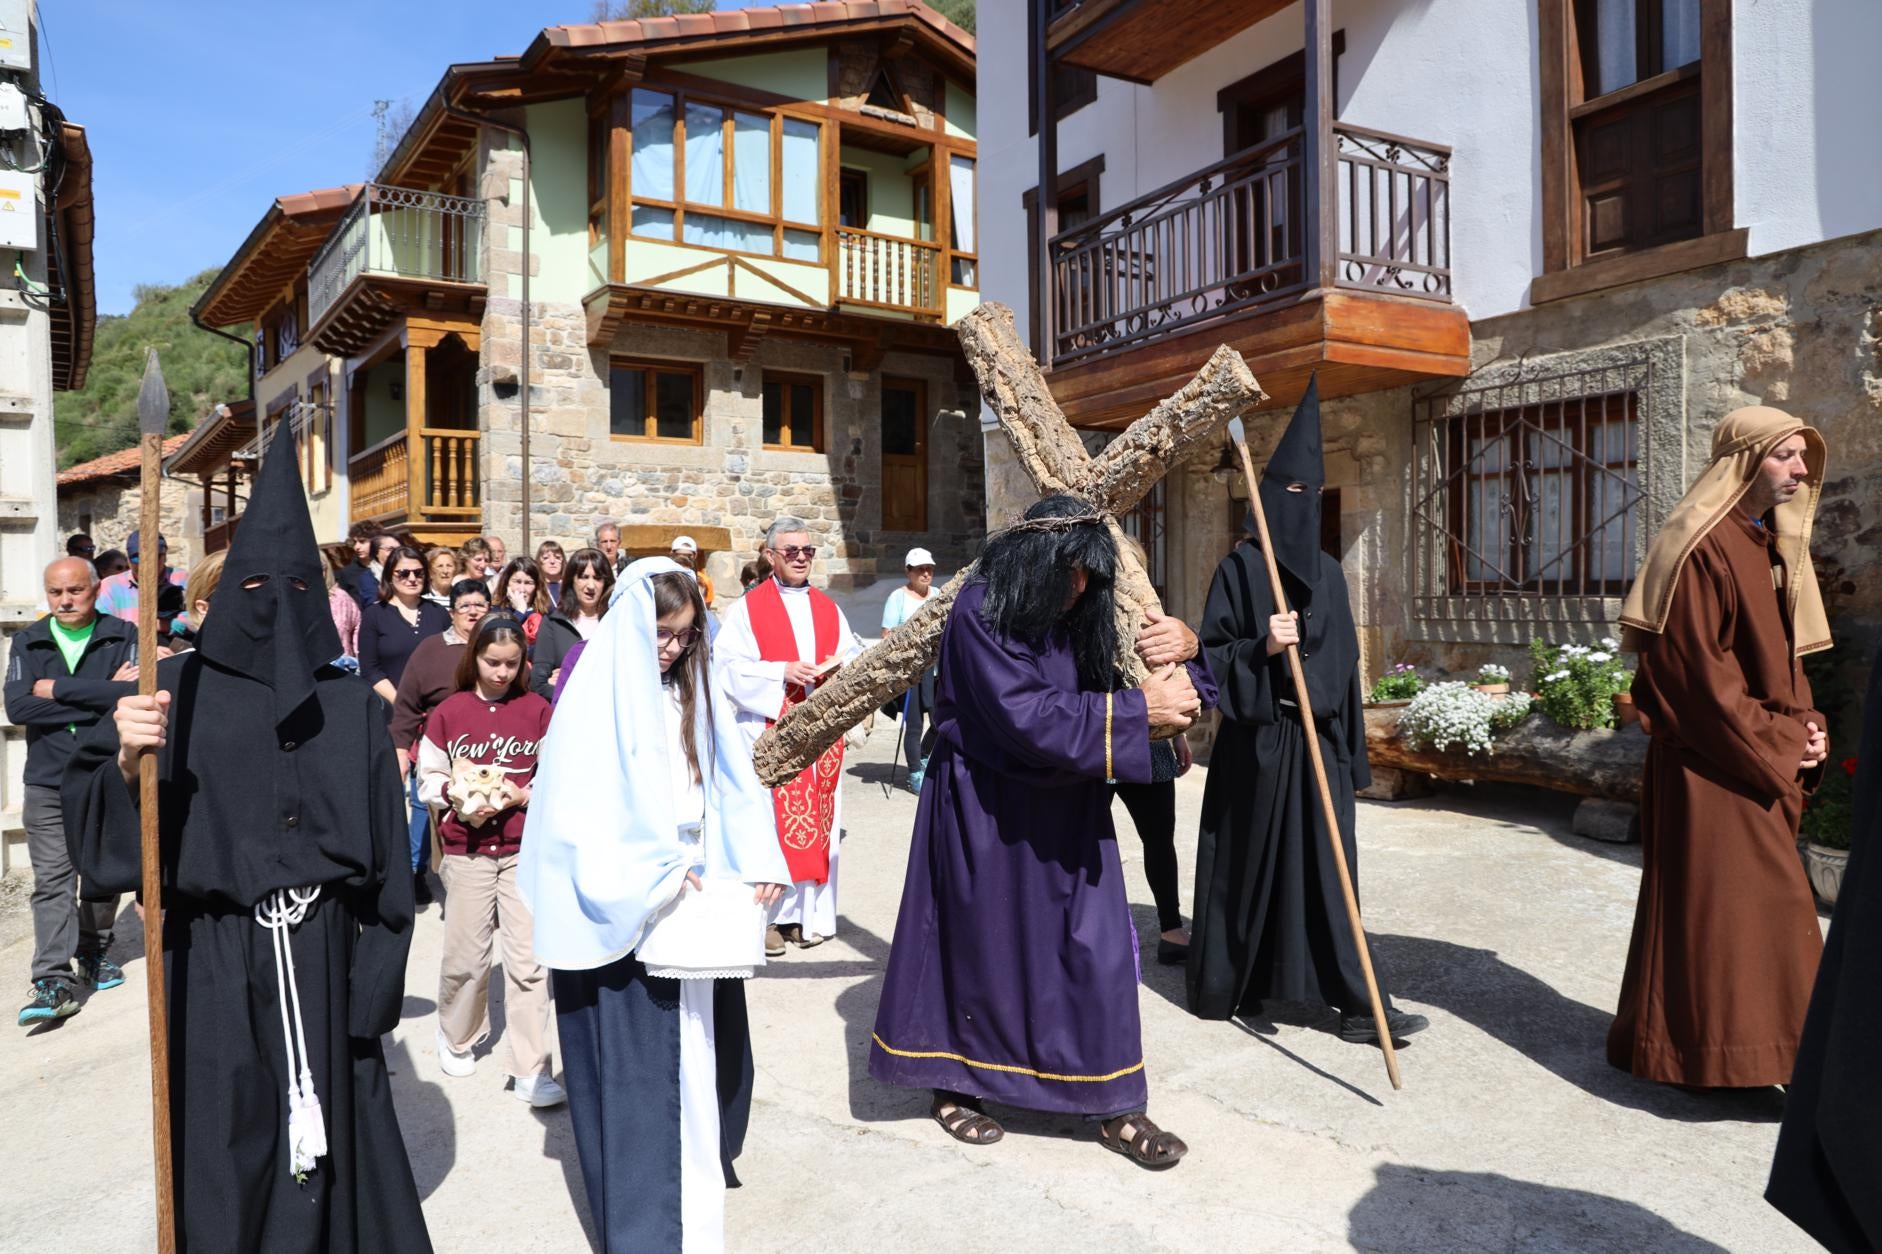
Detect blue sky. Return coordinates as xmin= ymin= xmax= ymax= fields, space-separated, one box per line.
xmin=43 ymin=0 xmax=762 ymax=316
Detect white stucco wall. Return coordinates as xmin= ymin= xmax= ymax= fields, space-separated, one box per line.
xmin=979 ymin=0 xmax=1878 ymax=340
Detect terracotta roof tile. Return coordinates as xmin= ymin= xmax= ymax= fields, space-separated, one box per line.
xmin=58 ymin=434 xmax=191 ymax=487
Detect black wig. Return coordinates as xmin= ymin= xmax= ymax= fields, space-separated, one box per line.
xmin=975 ymin=494 xmax=1118 ymax=691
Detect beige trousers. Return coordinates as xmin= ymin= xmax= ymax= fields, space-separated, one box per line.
xmin=438 ymin=852 xmax=553 ymax=1080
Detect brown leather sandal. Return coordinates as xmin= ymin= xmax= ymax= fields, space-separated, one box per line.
xmin=931 ymin=1094 xmax=1004 ymax=1146
xmin=1098 ymin=1113 xmax=1187 ymax=1169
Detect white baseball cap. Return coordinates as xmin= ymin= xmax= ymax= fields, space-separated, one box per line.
xmin=671 ymin=535 xmax=699 ymax=554
xmin=904 ymin=547 xmax=935 ymax=568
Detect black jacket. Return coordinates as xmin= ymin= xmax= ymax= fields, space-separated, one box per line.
xmin=529 ymin=612 xmax=583 ymax=699
xmin=4 ymin=613 xmax=137 ymax=787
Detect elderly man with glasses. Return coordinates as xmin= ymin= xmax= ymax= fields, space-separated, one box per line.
xmin=716 ymin=517 xmax=864 ymax=954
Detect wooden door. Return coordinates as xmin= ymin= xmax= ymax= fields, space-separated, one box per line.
xmin=1226 ymin=95 xmax=1304 ymax=291
xmin=880 ymin=378 xmax=927 ymax=532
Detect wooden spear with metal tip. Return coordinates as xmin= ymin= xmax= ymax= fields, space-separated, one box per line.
xmin=134 ymin=348 xmax=178 ymax=1250
xmin=1227 ymin=413 xmax=1403 ymax=1091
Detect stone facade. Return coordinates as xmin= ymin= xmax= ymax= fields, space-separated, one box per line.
xmin=476 ymin=153 xmax=984 ymax=596
xmin=56 ymin=478 xmax=201 ymax=574
xmin=1129 ymin=228 xmax=1882 ymax=747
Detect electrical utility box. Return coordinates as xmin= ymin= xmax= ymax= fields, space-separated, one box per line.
xmin=0 ymin=0 xmax=30 ymax=74
xmin=0 ymin=170 xmax=36 ymax=251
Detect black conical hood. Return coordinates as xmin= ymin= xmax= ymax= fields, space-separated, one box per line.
xmin=195 ymin=420 xmax=341 ymax=726
xmin=1257 ymin=374 xmax=1327 ymax=586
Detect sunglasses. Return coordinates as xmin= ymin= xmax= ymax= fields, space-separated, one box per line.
xmin=393 ymin=568 xmax=425 ymax=581
xmin=656 ymin=627 xmax=702 ymax=649
xmin=773 ymin=546 xmax=817 ymax=561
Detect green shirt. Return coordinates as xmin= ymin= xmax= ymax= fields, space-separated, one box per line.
xmin=47 ymin=614 xmax=95 ymax=675
xmin=46 ymin=615 xmax=97 ymax=734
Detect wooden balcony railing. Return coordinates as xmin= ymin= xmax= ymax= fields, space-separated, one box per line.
xmin=347 ymin=428 xmax=482 ymax=526
xmin=420 ymin=428 xmax=481 ymax=518
xmin=348 ymin=432 xmax=409 ymax=524
xmin=309 ymin=184 xmax=485 ymax=328
xmin=202 ymin=515 xmax=240 ymax=554
xmin=835 ymin=227 xmax=944 ymax=319
xmin=1047 ymin=121 xmax=1452 ymax=365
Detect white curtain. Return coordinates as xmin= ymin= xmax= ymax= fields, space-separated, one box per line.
xmin=949 ymin=155 xmax=976 ymax=284
xmin=733 ymin=112 xmax=771 ymax=215
xmin=1661 ymin=0 xmax=1701 ymax=69
xmin=782 ymin=228 xmax=821 ymax=262
xmin=683 ymin=213 xmax=770 ymax=254
xmin=1594 ymin=0 xmax=1637 ymax=94
xmin=631 ymin=90 xmax=675 ymax=202
xmin=781 ymin=118 xmax=820 ymax=223
xmin=685 ymin=103 xmax=724 ymax=206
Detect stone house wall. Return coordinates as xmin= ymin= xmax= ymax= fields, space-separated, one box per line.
xmin=56 ymin=479 xmax=201 ymax=574
xmin=989 ymin=228 xmax=1882 ymax=749
xmin=477 ymin=150 xmax=985 ymax=596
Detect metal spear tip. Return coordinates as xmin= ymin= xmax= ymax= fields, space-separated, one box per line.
xmin=1227 ymin=415 xmax=1247 ymax=447
xmin=136 ymin=348 xmax=170 ymax=437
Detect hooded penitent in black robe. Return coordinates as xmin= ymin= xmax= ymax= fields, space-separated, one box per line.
xmin=1187 ymin=379 xmax=1393 ymax=1020
xmin=63 ymin=423 xmax=432 ymax=1254
xmin=1766 ymin=646 xmax=1882 ymax=1253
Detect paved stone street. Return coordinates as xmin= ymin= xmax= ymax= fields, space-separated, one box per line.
xmin=0 ymin=725 xmax=1816 ymax=1253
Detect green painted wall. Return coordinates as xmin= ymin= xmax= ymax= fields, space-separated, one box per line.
xmin=519 ymin=99 xmax=592 ymax=303
xmin=944 ymin=80 xmax=976 ymax=141
xmin=362 ymin=360 xmax=403 ymax=450
xmin=842 ymin=147 xmax=919 ymax=237
xmin=674 ymin=48 xmax=828 ymax=103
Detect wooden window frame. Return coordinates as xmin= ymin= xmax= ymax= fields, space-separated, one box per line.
xmin=1027 ymin=0 xmax=1097 ymax=135
xmin=587 ymin=105 xmax=609 ymax=249
xmin=946 ymin=154 xmax=978 ymax=291
xmin=1022 ymin=154 xmax=1106 ymax=357
xmin=761 ymin=371 xmax=826 ymax=453
xmin=305 ymin=366 xmax=333 ymax=495
xmin=839 ymin=167 xmax=870 ymax=230
xmin=607 ymin=358 xmax=706 ymax=446
xmin=624 ymin=84 xmax=827 ymax=264
xmin=1536 ymin=0 xmax=1740 ymax=304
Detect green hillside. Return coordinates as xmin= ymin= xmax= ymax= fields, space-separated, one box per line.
xmin=54 ymin=269 xmax=251 ymax=469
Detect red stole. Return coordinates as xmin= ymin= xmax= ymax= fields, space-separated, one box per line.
xmin=744 ymin=578 xmax=844 ymax=884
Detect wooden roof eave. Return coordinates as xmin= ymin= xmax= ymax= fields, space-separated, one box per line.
xmin=166 ymin=400 xmax=259 ymax=478
xmin=529 ymin=17 xmax=975 ymax=88
xmin=48 ymin=121 xmax=96 ymax=392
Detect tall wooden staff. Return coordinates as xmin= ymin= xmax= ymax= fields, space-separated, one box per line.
xmin=134 ymin=349 xmax=178 ymax=1251
xmin=1228 ymin=414 xmax=1402 ymax=1091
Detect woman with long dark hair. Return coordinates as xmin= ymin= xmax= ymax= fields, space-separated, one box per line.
xmin=530 ymin=546 xmax=614 ymax=698
xmin=522 ymin=559 xmax=789 ymax=1251
xmin=495 ymin=556 xmax=553 ymax=650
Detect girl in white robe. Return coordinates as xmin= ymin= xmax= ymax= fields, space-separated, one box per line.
xmin=520 ymin=558 xmax=789 ymax=1253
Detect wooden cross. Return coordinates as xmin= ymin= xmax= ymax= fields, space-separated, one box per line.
xmin=753 ymin=303 xmax=1266 ymax=787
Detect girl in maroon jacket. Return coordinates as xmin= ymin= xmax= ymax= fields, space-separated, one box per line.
xmin=417 ymin=616 xmax=564 ymax=1106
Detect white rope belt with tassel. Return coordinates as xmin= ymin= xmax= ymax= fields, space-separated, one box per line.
xmin=254 ymin=886 xmax=326 ymax=1179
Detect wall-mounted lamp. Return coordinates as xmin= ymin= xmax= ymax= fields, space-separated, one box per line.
xmin=1210 ymin=442 xmax=1250 ymax=501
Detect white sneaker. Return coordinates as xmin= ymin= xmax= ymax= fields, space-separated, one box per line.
xmin=511 ymin=1072 xmax=567 ymax=1108
xmin=436 ymin=1027 xmax=475 ymax=1079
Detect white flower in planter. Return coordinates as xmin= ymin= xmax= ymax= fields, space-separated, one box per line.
xmin=1400 ymin=683 xmax=1534 ymax=757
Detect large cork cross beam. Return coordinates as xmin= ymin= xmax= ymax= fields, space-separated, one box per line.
xmin=752 ymin=302 xmax=1266 ymax=788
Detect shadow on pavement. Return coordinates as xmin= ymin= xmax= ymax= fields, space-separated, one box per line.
xmin=1372 ymin=933 xmax=1786 ymax=1123
xmin=384 ymin=1033 xmax=456 ymax=1203
xmin=536 ymin=1105 xmax=595 ymax=1252
xmin=1347 ymin=1163 xmax=1727 ymax=1252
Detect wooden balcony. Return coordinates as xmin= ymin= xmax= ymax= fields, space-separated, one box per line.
xmin=1043 ymin=122 xmax=1470 ymax=427
xmin=308 ymin=184 xmax=486 ymax=358
xmin=347 ymin=427 xmax=483 ymax=541
xmin=834 ymin=228 xmax=944 ymax=319
xmin=1047 ymin=0 xmax=1293 ymax=84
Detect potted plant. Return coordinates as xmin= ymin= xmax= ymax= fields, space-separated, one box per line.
xmin=1367 ymin=663 xmax=1425 ymax=706
xmin=1398 ymin=682 xmax=1534 ymax=756
xmin=1799 ymin=757 xmax=1855 ymax=906
xmin=1474 ymin=663 xmax=1511 ymax=695
xmin=1529 ymin=637 xmax=1634 ymax=731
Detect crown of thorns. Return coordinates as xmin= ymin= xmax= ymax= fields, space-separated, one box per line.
xmin=987 ymin=509 xmax=1112 ymax=540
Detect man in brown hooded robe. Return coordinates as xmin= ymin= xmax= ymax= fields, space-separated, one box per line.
xmin=1609 ymin=405 xmax=1832 ymax=1088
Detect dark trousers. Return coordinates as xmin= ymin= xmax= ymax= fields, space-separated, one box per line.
xmin=900 ymin=667 xmax=937 ymax=774
xmin=26 ymin=784 xmax=118 ymax=985
xmin=1114 ymin=780 xmax=1183 ymax=933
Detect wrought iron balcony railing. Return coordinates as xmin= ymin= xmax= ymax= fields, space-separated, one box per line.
xmin=308 ymin=184 xmax=485 ymax=327
xmin=1047 ymin=121 xmax=1452 ymax=365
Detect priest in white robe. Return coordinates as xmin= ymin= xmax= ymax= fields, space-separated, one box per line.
xmin=717 ymin=517 xmax=864 ymax=949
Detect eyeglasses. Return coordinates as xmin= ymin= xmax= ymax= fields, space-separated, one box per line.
xmin=773 ymin=546 xmax=817 ymax=561
xmin=393 ymin=568 xmax=425 ymax=581
xmin=454 ymin=602 xmax=489 ymax=615
xmin=656 ymin=627 xmax=702 ymax=649
xmin=73 ymin=545 xmax=96 ymax=555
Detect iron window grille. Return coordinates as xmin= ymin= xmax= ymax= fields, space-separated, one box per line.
xmin=1412 ymin=357 xmax=1650 ymax=626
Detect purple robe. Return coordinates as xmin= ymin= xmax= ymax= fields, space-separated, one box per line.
xmin=869 ymin=581 xmax=1217 ymax=1115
